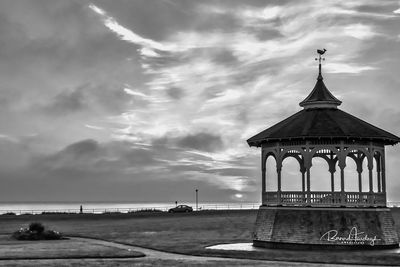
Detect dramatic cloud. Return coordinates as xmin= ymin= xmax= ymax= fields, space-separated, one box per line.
xmin=175 ymin=133 xmax=224 ymax=152
xmin=0 ymin=0 xmax=399 ymax=203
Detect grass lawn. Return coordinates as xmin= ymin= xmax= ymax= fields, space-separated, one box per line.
xmin=0 ymin=210 xmax=255 ymax=254
xmin=0 ymin=209 xmax=399 ymax=265
xmin=0 ymin=235 xmax=144 ymax=259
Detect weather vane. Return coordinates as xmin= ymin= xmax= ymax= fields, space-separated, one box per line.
xmin=315 ymin=48 xmax=326 ymax=79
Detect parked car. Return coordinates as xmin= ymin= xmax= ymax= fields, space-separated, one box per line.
xmin=168 ymin=205 xmax=193 ymax=213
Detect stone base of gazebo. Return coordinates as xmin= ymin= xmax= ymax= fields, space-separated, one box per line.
xmin=253 ymin=206 xmax=399 ymax=250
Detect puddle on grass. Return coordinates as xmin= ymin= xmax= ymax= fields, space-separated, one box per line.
xmin=206 ymin=243 xmax=400 ymax=253
xmin=206 ymin=243 xmax=265 ymax=251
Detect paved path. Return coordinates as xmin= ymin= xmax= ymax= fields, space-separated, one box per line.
xmin=69 ymin=237 xmax=375 ymax=266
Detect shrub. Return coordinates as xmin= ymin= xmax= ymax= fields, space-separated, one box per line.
xmin=42 ymin=230 xmax=63 ymax=240
xmin=12 ymin=223 xmax=64 ymax=241
xmin=12 ymin=229 xmax=31 ymax=240
xmin=29 ymin=222 xmax=45 ymax=234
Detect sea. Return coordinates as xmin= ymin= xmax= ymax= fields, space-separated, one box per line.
xmin=0 ymin=202 xmax=260 ymax=215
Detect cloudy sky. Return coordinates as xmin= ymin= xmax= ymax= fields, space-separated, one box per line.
xmin=0 ymin=0 xmax=400 ymax=203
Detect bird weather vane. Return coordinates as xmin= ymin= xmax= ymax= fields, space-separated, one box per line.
xmin=315 ymin=48 xmax=326 ymax=78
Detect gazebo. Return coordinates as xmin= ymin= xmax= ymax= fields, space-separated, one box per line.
xmin=247 ymin=50 xmax=400 ymax=249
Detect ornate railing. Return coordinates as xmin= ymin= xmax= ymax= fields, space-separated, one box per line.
xmin=262 ymin=191 xmax=386 ymax=207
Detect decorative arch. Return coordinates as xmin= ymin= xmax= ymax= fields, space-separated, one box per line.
xmin=345 ymin=147 xmax=373 ymax=173
xmin=264 ymin=151 xmax=277 ymax=164
xmin=281 ymin=157 xmax=302 ymax=191
xmin=281 ymin=149 xmax=306 ymax=192
xmin=281 ymin=147 xmax=307 ymax=161
xmin=346 ymin=149 xmax=367 ymax=192
xmin=310 ymin=147 xmax=339 ymax=158
xmin=282 ymin=150 xmax=305 ymax=171
xmin=310 ymin=148 xmax=338 ymax=192
xmin=261 ymin=149 xmax=279 ymax=195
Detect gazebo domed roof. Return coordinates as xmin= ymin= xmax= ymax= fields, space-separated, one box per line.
xmin=247 ymin=108 xmax=400 ymax=146
xmin=247 ymin=68 xmax=400 ymax=147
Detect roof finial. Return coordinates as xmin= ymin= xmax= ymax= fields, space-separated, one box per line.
xmin=315 ymin=48 xmax=326 ymax=80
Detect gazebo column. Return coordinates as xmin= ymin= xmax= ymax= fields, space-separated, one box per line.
xmin=340 ymin=166 xmax=345 ymax=205
xmin=368 ymin=165 xmax=373 ymax=193
xmin=261 ymin=164 xmax=266 ymax=204
xmin=276 ymin=158 xmax=282 ymax=205
xmin=376 ymin=155 xmax=381 ymax=193
xmin=356 ymin=158 xmax=363 ymax=193
xmin=277 ymin=167 xmax=282 ymax=205
xmin=328 ymin=152 xmax=337 ymax=193
xmin=306 ymin=168 xmax=311 ymax=205
xmin=301 ymin=170 xmax=306 ymax=192
xmin=354 ymin=154 xmax=364 ymax=193
xmin=299 ymin=156 xmax=306 ymax=203
xmin=382 ymin=151 xmax=386 ymax=205
xmin=261 ymin=151 xmax=266 ymax=193
xmin=338 ymin=143 xmax=346 ymax=206
xmin=300 ymin=166 xmax=306 ymax=204
xmin=367 ymin=146 xmax=374 ymax=197
xmin=261 ymin=165 xmax=266 ymax=193
xmin=330 ymin=172 xmax=334 ymax=192
xmin=367 ymin=155 xmax=374 ymax=205
xmin=357 ymin=170 xmax=362 ymax=193
xmin=304 ymin=146 xmax=312 ymax=205
xmin=328 ymin=160 xmax=336 ymax=193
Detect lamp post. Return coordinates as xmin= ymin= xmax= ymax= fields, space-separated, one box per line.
xmin=195 ymin=189 xmax=198 ymax=211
